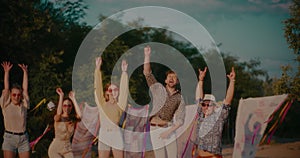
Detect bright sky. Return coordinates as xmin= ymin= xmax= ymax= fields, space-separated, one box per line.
xmin=82 ymin=0 xmax=296 ymax=78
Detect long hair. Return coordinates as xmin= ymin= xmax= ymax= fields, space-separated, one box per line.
xmin=63 ymin=98 xmax=80 ymax=122
xmin=103 ymin=83 xmax=119 ymax=102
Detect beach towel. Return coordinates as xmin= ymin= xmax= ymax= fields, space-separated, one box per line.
xmin=232 ymin=94 xmax=288 ymax=158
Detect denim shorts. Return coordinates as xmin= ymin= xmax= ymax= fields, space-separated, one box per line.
xmin=2 ymin=132 xmax=30 ymax=153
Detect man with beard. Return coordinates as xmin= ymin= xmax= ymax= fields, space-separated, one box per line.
xmin=143 ymin=46 xmax=186 ymax=158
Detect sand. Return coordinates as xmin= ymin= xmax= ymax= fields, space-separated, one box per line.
xmin=222 ymin=141 xmax=300 ymax=158
xmin=144 ymin=141 xmax=300 ymax=158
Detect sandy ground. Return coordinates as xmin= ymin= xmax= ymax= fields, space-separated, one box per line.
xmin=223 ymin=141 xmax=300 ymax=158
xmin=144 ymin=141 xmax=300 ymax=158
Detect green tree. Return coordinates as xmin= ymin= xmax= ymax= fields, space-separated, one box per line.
xmin=221 ymin=54 xmax=267 ymax=143
xmin=274 ymin=0 xmax=300 ymax=100
xmin=267 ymin=0 xmax=300 ymax=139
xmin=0 ymin=0 xmax=91 ymax=157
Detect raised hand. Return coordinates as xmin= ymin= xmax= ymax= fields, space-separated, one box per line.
xmin=56 ymin=87 xmax=64 ymax=97
xmin=69 ymin=91 xmax=75 ymax=100
xmin=69 ymin=90 xmax=81 ymax=119
xmin=1 ymin=61 xmax=13 ymax=72
xmin=95 ymin=57 xmax=102 ymax=70
xmin=121 ymin=59 xmax=128 ymax=72
xmin=198 ymin=67 xmax=207 ymax=81
xmin=18 ymin=64 xmax=28 ymax=73
xmin=227 ymin=67 xmax=236 ymax=81
xmin=144 ymin=45 xmax=151 ymax=56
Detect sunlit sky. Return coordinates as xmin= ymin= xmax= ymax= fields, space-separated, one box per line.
xmin=82 ymin=0 xmax=296 ymax=78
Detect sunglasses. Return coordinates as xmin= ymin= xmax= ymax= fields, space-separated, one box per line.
xmin=12 ymin=93 xmax=21 ymax=97
xmin=107 ymin=88 xmax=119 ymax=93
xmin=63 ymin=104 xmax=72 ymax=108
xmin=201 ymin=103 xmax=214 ymax=107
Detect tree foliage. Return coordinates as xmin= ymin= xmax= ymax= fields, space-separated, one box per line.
xmin=0 ymin=0 xmax=90 ymax=157
xmin=284 ymin=0 xmax=300 ymax=56
xmin=274 ymin=0 xmax=300 ymax=101
xmin=221 ymin=54 xmax=267 ymax=143
xmin=0 ymin=0 xmax=274 ymax=157
xmin=267 ymin=0 xmax=300 ymax=139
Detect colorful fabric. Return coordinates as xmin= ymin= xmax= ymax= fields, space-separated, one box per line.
xmin=175 ymin=104 xmax=198 ymax=158
xmin=260 ymin=100 xmax=293 ymax=145
xmin=80 ymin=103 xmax=99 ymax=137
xmin=123 ymin=104 xmax=149 ymax=158
xmin=29 ymin=98 xmax=46 ymax=113
xmin=30 ymin=124 xmax=51 ymax=151
xmin=72 ymin=102 xmax=99 ymax=158
xmin=232 ymin=94 xmax=287 ymax=158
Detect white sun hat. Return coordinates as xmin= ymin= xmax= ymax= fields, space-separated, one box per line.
xmin=203 ymin=94 xmax=216 ymax=102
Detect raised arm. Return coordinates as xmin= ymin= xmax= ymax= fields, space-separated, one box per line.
xmin=0 ymin=62 xmax=13 ymax=107
xmin=118 ymin=59 xmax=128 ymax=110
xmin=18 ymin=64 xmax=29 ymax=108
xmin=54 ymin=87 xmax=64 ymax=121
xmin=94 ymin=57 xmax=105 ymax=107
xmin=69 ymin=91 xmax=81 ymax=119
xmin=224 ymin=67 xmax=235 ymax=105
xmin=2 ymin=62 xmax=13 ymax=90
xmin=195 ymin=67 xmax=207 ymax=102
xmin=143 ymin=46 xmax=151 ymax=75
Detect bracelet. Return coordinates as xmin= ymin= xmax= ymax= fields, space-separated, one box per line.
xmin=230 ymin=80 xmax=235 ymax=82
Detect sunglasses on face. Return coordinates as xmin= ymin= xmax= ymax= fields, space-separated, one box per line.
xmin=107 ymin=88 xmax=118 ymax=93
xmin=12 ymin=93 xmax=21 ymax=97
xmin=201 ymin=103 xmax=214 ymax=107
xmin=63 ymin=104 xmax=72 ymax=108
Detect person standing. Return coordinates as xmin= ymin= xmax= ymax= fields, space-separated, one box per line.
xmin=194 ymin=67 xmax=235 ymax=158
xmin=143 ymin=46 xmax=186 ymax=158
xmin=94 ymin=57 xmax=128 ymax=158
xmin=0 ymin=61 xmax=30 ymax=158
xmin=48 ymin=87 xmax=82 ymax=158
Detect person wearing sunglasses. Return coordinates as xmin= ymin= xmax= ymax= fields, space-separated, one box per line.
xmin=0 ymin=61 xmax=30 ymax=158
xmin=94 ymin=57 xmax=128 ymax=158
xmin=193 ymin=67 xmax=235 ymax=158
xmin=48 ymin=87 xmax=81 ymax=158
xmin=143 ymin=46 xmax=186 ymax=158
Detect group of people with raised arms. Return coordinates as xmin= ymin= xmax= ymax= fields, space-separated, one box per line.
xmin=0 ymin=45 xmax=235 ymax=158
xmin=0 ymin=61 xmax=82 ymax=158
